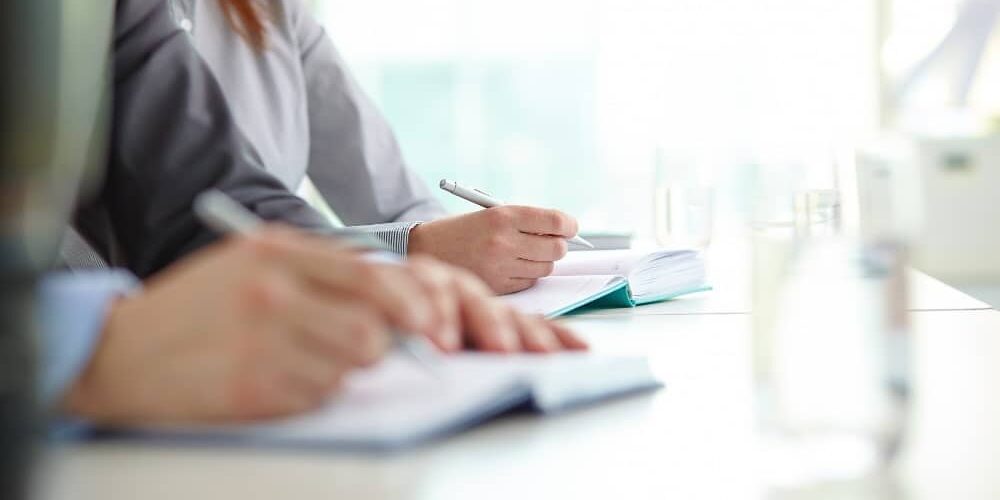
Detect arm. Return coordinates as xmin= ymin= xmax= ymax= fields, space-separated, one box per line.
xmin=56 ymin=230 xmax=585 ymax=425
xmin=79 ymin=0 xmax=334 ymax=278
xmin=291 ymin=3 xmax=448 ymax=229
xmin=286 ymin=1 xmax=579 ymax=293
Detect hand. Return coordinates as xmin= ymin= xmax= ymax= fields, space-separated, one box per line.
xmin=62 ymin=228 xmax=443 ymax=424
xmin=403 ymin=256 xmax=588 ymax=354
xmin=407 ymin=206 xmax=579 ymax=294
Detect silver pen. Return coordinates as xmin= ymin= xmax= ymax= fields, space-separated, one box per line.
xmin=193 ymin=190 xmax=442 ymax=377
xmin=438 ymin=179 xmax=595 ymax=249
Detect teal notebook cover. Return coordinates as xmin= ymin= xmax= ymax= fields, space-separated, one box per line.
xmin=546 ymin=279 xmax=712 ymax=318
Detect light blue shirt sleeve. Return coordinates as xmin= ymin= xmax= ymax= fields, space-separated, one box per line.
xmin=36 ymin=270 xmax=140 ymax=409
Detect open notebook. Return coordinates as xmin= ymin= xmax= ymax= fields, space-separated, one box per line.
xmin=503 ymin=249 xmax=709 ymax=317
xmin=108 ymin=353 xmax=661 ymax=451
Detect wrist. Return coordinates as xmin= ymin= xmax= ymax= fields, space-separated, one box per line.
xmin=407 ymin=221 xmax=431 ymax=255
xmin=60 ymin=295 xmax=132 ymax=421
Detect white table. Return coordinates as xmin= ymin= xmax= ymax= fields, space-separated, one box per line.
xmin=579 ymin=242 xmax=990 ymax=317
xmin=39 ymin=307 xmax=1000 ymax=500
xmin=579 ymin=269 xmax=991 ymax=317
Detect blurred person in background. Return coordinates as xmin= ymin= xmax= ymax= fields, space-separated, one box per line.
xmin=40 ymin=0 xmax=585 ymax=430
xmin=74 ymin=0 xmax=579 ymax=295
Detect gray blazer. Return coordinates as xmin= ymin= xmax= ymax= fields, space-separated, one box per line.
xmin=170 ymin=0 xmax=447 ymax=230
xmin=76 ymin=0 xmax=334 ymax=278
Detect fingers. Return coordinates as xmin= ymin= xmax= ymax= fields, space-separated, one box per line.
xmin=452 ymin=271 xmax=520 ymax=352
xmin=406 ymin=256 xmax=462 ymax=351
xmin=504 ymin=259 xmax=556 ymax=280
xmin=227 ymin=331 xmax=349 ymax=421
xmin=502 ymin=206 xmax=579 ymax=238
xmin=330 ymin=263 xmax=436 ymax=336
xmin=232 ymin=287 xmax=387 ymax=419
xmin=248 ymin=230 xmax=436 ymax=335
xmin=512 ymin=313 xmax=560 ymax=353
xmin=509 ymin=313 xmax=589 ymax=353
xmin=514 ymin=233 xmax=569 ymax=262
xmin=494 ymin=278 xmax=537 ymax=295
xmin=267 ymin=329 xmax=349 ymax=397
xmin=237 ymin=259 xmax=393 ymax=368
xmin=550 ymin=321 xmax=589 ymax=350
xmin=286 ymin=293 xmax=392 ymax=368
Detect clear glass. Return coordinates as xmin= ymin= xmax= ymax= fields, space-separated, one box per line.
xmin=750 ymin=173 xmax=911 ymax=496
xmin=654 ymin=183 xmax=715 ymax=249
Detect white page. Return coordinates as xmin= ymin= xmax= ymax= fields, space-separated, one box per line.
xmin=552 ymin=250 xmax=650 ymax=277
xmin=141 ymin=355 xmax=525 ymax=446
xmin=553 ymin=249 xmax=705 ymax=301
xmin=126 ymin=352 xmax=659 ymax=449
xmin=627 ymin=251 xmax=705 ymax=300
xmin=501 ymin=275 xmax=623 ymax=316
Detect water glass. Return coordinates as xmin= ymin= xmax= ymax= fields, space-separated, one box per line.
xmin=654 ymin=183 xmax=715 ymax=249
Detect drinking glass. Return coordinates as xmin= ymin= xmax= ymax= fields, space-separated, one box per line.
xmin=750 ymin=168 xmax=911 ymax=497
xmin=654 ymin=183 xmax=715 ymax=249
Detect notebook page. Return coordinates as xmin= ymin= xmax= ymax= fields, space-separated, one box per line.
xmin=426 ymin=354 xmax=660 ymax=413
xmin=510 ymin=354 xmax=662 ymax=412
xmin=552 ymin=250 xmax=651 ymax=277
xmin=628 ymin=251 xmax=705 ymax=300
xmin=554 ymin=249 xmax=705 ymax=301
xmin=139 ymin=355 xmax=528 ymax=447
xmin=122 ymin=352 xmax=659 ymax=449
xmin=501 ymin=275 xmax=624 ymax=316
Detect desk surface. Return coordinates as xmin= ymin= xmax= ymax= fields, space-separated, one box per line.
xmin=39 ymin=309 xmax=1000 ymax=500
xmin=578 ymin=244 xmax=990 ymax=317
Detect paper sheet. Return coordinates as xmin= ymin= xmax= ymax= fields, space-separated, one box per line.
xmin=124 ymin=352 xmax=659 ymax=450
xmin=501 ymin=275 xmax=623 ymax=316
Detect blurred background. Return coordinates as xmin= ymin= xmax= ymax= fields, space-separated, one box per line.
xmin=304 ymin=0 xmax=1000 ymax=305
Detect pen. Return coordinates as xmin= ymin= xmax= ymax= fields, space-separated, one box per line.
xmin=193 ymin=189 xmax=443 ymax=378
xmin=438 ymin=179 xmax=595 ymax=249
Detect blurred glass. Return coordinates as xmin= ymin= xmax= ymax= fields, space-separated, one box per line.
xmin=793 ymin=189 xmax=841 ymax=237
xmin=750 ymin=164 xmax=911 ymax=497
xmin=654 ymin=184 xmax=715 ymax=249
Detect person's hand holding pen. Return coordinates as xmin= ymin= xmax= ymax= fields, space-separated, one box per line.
xmin=62 ymin=228 xmax=439 ymax=423
xmin=62 ymin=195 xmax=586 ymax=424
xmin=408 ymin=180 xmax=591 ymax=295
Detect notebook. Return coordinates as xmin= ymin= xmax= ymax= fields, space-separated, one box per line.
xmin=503 ymin=249 xmax=709 ymax=317
xmin=108 ymin=352 xmax=661 ymax=451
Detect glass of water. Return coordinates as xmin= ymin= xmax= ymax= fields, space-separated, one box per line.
xmin=750 ymin=169 xmax=911 ymax=497
xmin=654 ymin=183 xmax=715 ymax=249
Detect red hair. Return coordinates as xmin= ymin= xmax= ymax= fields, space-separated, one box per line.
xmin=218 ymin=0 xmax=270 ymax=51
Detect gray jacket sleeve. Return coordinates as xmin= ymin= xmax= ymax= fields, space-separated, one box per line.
xmin=291 ymin=2 xmax=448 ymax=228
xmin=75 ymin=0 xmax=334 ymax=278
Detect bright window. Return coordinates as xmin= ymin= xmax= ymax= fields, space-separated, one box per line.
xmin=315 ymin=0 xmax=878 ymax=239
